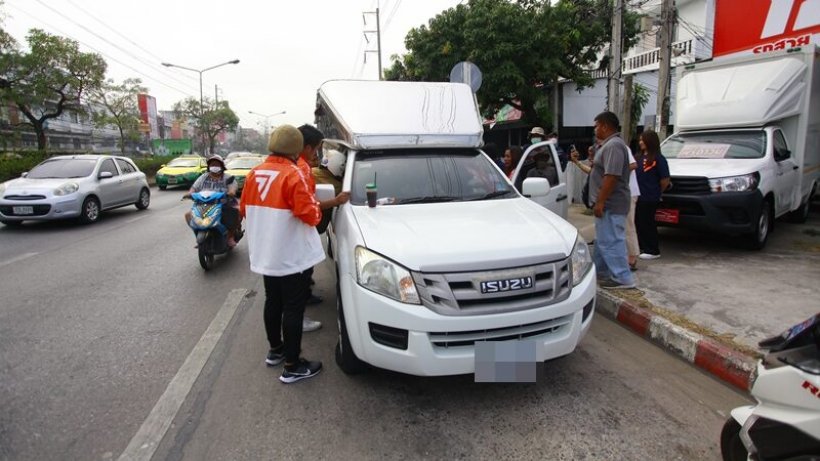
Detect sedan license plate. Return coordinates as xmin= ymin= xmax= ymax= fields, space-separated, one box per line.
xmin=655 ymin=208 xmax=679 ymax=224
xmin=168 ymin=176 xmax=178 ymax=184
xmin=480 ymin=276 xmax=533 ymax=294
xmin=13 ymin=206 xmax=34 ymax=215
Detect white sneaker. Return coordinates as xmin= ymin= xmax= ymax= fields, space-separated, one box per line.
xmin=639 ymin=253 xmax=661 ymax=260
xmin=302 ymin=316 xmax=322 ymax=332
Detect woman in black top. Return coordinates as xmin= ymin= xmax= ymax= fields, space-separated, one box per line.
xmin=635 ymin=130 xmax=671 ymax=259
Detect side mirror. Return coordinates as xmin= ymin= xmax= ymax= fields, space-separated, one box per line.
xmin=21 ymin=172 xmax=28 ymax=178
xmin=99 ymin=171 xmax=114 ymax=180
xmin=315 ymin=183 xmax=335 ymax=203
xmin=522 ymin=177 xmax=551 ymax=198
xmin=160 ymin=164 xmax=166 ymax=168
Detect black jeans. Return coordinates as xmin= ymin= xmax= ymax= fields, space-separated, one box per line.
xmin=263 ymin=270 xmax=311 ymax=364
xmin=635 ymin=200 xmax=660 ymax=255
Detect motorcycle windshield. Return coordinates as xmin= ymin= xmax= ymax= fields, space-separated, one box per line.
xmin=759 ymin=313 xmax=820 ymax=352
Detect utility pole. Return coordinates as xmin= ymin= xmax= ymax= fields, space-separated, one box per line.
xmin=608 ymin=0 xmax=623 ymax=116
xmin=215 ymin=84 xmax=219 ymax=106
xmin=621 ymin=74 xmax=634 ymax=146
xmin=656 ymin=0 xmax=674 ymax=139
xmin=363 ymin=4 xmax=383 ymax=80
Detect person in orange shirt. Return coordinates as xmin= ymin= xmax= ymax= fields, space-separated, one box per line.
xmin=295 ymin=125 xmax=350 ymax=331
xmin=239 ymin=125 xmax=325 ymax=383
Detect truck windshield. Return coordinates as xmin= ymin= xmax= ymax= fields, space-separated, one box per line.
xmin=662 ymin=131 xmax=766 ymax=159
xmin=351 ymin=149 xmax=514 ymax=205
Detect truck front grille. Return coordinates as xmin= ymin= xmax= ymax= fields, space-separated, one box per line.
xmin=429 ymin=315 xmax=572 ymax=348
xmin=411 ymin=259 xmax=572 ymax=316
xmin=666 ymin=176 xmax=710 ymax=195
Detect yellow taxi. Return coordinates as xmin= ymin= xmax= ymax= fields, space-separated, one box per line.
xmin=225 ymin=155 xmax=264 ymax=195
xmin=155 ymin=156 xmax=207 ymax=190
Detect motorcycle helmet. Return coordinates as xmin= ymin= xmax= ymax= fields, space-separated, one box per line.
xmin=207 ymin=155 xmax=226 ymax=171
xmin=322 ymin=149 xmax=346 ymax=178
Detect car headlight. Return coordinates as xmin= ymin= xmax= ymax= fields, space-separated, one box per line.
xmin=570 ymin=234 xmax=593 ymax=286
xmin=355 ymin=246 xmax=420 ymax=304
xmin=708 ymin=173 xmax=758 ymax=193
xmin=53 ymin=182 xmax=79 ymax=196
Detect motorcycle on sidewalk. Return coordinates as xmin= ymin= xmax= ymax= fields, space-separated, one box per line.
xmin=721 ymin=313 xmax=820 ymax=460
xmin=184 ymin=191 xmax=242 ymax=270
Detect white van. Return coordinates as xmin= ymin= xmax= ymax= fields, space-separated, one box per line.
xmin=315 ymin=80 xmax=596 ymax=377
xmin=660 ymin=46 xmax=819 ymax=249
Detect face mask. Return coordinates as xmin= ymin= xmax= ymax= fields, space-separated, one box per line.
xmin=536 ymin=160 xmax=548 ymax=170
xmin=531 ymin=137 xmax=542 ymax=143
xmin=209 ymin=166 xmax=222 ymax=174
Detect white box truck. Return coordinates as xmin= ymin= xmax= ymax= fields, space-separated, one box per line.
xmin=659 ymin=45 xmax=819 ymax=249
xmin=315 ymin=80 xmax=596 ymax=377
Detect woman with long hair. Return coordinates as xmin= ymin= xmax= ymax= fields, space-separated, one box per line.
xmin=635 ymin=130 xmax=671 ymax=259
xmin=503 ymin=146 xmax=523 ymax=179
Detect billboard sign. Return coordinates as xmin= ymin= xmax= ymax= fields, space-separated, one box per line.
xmin=137 ymin=94 xmax=159 ymax=139
xmin=713 ymin=0 xmax=820 ymax=59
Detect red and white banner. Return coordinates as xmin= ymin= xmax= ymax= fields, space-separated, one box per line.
xmin=137 ymin=93 xmax=159 ymax=139
xmin=713 ymin=0 xmax=820 ymax=58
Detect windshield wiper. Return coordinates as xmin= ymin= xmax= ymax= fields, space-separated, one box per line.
xmin=469 ymin=190 xmax=513 ymax=201
xmin=399 ymin=195 xmax=458 ymax=204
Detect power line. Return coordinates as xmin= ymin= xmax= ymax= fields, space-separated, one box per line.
xmin=29 ymin=0 xmax=200 ymax=93
xmin=6 ymin=2 xmax=197 ymax=99
xmin=62 ymin=0 xmax=199 ymax=85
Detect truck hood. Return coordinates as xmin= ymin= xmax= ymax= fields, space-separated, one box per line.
xmin=667 ymin=158 xmax=766 ymax=179
xmin=350 ymin=198 xmax=577 ymax=272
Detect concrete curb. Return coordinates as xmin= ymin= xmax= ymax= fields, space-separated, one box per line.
xmin=595 ymin=290 xmax=758 ymax=392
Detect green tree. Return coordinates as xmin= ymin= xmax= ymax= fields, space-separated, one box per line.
xmin=89 ymin=78 xmax=146 ymax=154
xmin=0 ymin=29 xmax=106 ymax=151
xmin=384 ymin=0 xmax=639 ymax=127
xmin=174 ymin=98 xmax=239 ymax=155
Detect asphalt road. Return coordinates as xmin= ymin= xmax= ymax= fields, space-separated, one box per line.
xmin=0 ymin=185 xmax=751 ymax=461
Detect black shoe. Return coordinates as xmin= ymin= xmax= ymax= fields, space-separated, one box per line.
xmin=280 ymin=358 xmax=322 ymax=383
xmin=265 ymin=347 xmax=284 ymax=367
xmin=306 ymin=294 xmax=323 ymax=305
xmin=599 ymin=278 xmax=636 ymax=290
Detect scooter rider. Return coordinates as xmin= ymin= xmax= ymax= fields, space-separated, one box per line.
xmin=184 ymin=155 xmax=240 ymax=247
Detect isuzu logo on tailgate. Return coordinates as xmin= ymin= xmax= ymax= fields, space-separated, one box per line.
xmin=480 ymin=276 xmax=533 ymax=294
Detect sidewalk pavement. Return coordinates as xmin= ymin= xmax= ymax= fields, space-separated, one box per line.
xmin=566 ymin=202 xmax=820 ymax=392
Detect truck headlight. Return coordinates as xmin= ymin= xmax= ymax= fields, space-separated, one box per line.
xmin=570 ymin=234 xmax=592 ymax=286
xmin=355 ymin=246 xmax=420 ymax=304
xmin=708 ymin=173 xmax=758 ymax=193
xmin=53 ymin=182 xmax=79 ymax=196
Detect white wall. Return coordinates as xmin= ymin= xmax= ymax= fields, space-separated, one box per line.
xmin=562 ymin=79 xmax=608 ymax=127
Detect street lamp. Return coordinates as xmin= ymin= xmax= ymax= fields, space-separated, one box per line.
xmin=162 ymin=59 xmax=240 ymax=154
xmin=248 ymin=110 xmax=286 ymax=128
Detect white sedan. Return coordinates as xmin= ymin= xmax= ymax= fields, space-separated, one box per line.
xmin=0 ymin=155 xmax=151 ymax=226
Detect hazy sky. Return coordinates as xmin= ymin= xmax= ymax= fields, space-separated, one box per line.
xmin=2 ymin=0 xmax=462 ymax=130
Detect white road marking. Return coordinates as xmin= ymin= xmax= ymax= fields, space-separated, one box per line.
xmin=117 ymin=288 xmax=249 ymax=461
xmin=0 ymin=252 xmax=39 ymax=268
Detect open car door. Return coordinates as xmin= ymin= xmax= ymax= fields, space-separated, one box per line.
xmin=511 ymin=141 xmax=568 ymax=218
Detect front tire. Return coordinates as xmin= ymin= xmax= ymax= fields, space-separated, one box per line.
xmin=744 ymin=199 xmax=771 ymax=250
xmin=720 ymin=418 xmax=748 ymax=461
xmin=335 ymin=272 xmax=368 ymax=374
xmin=158 ymin=184 xmax=167 ymax=190
xmin=198 ymin=239 xmax=214 ymax=270
xmin=135 ymin=188 xmax=150 ymax=210
xmin=80 ymin=196 xmax=101 ymax=224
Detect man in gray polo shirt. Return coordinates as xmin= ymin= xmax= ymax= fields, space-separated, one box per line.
xmin=589 ymin=111 xmax=635 ymax=289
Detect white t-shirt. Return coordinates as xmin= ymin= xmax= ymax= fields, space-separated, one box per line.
xmin=628 ymin=149 xmax=640 ymax=198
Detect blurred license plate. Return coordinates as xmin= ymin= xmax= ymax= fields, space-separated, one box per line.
xmin=168 ymin=177 xmax=178 ymax=184
xmin=655 ymin=208 xmax=679 ymax=224
xmin=13 ymin=206 xmax=33 ymax=215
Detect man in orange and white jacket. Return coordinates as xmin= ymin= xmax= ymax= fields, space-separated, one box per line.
xmin=239 ymin=124 xmax=325 ymax=384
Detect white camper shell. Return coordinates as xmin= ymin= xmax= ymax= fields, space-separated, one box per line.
xmin=660 ymin=46 xmax=820 ymax=249
xmin=316 ymin=80 xmax=595 ymax=377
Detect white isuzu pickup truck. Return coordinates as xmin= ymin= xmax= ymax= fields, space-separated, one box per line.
xmin=315 ymin=80 xmax=595 ymax=376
